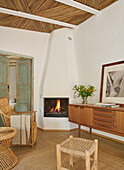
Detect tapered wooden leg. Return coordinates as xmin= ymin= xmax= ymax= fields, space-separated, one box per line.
xmin=56 ymin=144 xmax=61 ymax=170
xmin=78 ymin=124 xmax=80 ymax=137
xmin=94 ymin=139 xmax=98 ymax=170
xmin=69 ymin=135 xmax=73 ymax=167
xmin=90 ymin=128 xmax=92 ymax=134
xmin=85 ymin=150 xmax=90 ymax=170
xmin=69 ymin=156 xmax=73 ymax=167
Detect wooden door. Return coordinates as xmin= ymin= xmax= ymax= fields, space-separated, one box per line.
xmin=117 ymin=112 xmax=124 ymax=134
xmin=0 ymin=56 xmax=9 ymax=98
xmin=80 ymin=107 xmax=92 ymax=126
xmin=68 ymin=105 xmax=80 ymax=123
xmin=16 ymin=60 xmax=31 ymax=111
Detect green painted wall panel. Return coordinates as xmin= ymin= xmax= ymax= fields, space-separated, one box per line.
xmin=19 ymin=64 xmax=28 ymax=85
xmin=0 ymin=56 xmax=9 ymax=98
xmin=16 ymin=60 xmax=31 ymax=111
xmin=0 ymin=63 xmax=7 ymax=84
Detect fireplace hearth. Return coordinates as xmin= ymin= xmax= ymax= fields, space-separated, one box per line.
xmin=44 ymin=98 xmax=69 ymax=117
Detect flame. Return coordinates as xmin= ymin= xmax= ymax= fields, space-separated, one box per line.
xmin=50 ymin=99 xmax=61 ymax=113
xmin=50 ymin=108 xmax=54 ymax=112
xmin=55 ymin=99 xmax=61 ymax=112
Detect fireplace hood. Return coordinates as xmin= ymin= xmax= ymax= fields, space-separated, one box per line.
xmin=43 ymin=29 xmax=78 ymax=98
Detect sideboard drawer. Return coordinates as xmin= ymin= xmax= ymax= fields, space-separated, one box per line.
xmin=93 ymin=121 xmax=117 ymax=131
xmin=94 ymin=109 xmax=116 ymax=118
xmin=93 ymin=109 xmax=117 ymax=132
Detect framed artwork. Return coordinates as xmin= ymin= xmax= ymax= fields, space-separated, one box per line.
xmin=100 ymin=60 xmax=124 ymax=104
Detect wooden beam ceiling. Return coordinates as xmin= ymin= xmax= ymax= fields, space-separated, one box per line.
xmin=0 ymin=0 xmax=118 ymax=33
xmin=0 ymin=7 xmax=77 ymax=28
xmin=0 ymin=13 xmax=64 ymax=33
xmin=55 ymin=0 xmax=100 ymax=15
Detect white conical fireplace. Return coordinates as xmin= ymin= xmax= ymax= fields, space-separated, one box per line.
xmin=40 ymin=28 xmax=79 ymax=130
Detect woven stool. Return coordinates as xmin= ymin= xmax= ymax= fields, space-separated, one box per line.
xmin=56 ymin=136 xmax=98 ymax=170
xmin=0 ymin=127 xmax=17 ymax=170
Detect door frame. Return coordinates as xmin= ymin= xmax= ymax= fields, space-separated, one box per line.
xmin=0 ymin=50 xmax=34 ymax=110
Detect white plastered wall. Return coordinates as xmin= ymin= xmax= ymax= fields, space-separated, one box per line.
xmin=73 ymin=0 xmax=124 ymax=141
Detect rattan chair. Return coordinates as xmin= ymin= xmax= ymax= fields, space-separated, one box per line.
xmin=0 ymin=97 xmax=37 ymax=146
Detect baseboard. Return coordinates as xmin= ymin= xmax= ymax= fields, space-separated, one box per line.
xmin=37 ymin=127 xmax=124 ymax=144
xmin=37 ymin=127 xmax=43 ymax=131
xmin=37 ymin=127 xmax=77 ymax=132
xmin=80 ymin=129 xmax=124 ymax=144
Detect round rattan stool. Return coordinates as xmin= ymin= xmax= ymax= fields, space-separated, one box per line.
xmin=56 ymin=136 xmax=98 ymax=170
xmin=0 ymin=127 xmax=17 ymax=170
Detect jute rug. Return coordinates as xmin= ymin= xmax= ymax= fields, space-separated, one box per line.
xmin=12 ymin=129 xmax=124 ymax=170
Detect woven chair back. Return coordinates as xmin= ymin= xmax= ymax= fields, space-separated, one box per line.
xmin=0 ymin=97 xmax=13 ymax=116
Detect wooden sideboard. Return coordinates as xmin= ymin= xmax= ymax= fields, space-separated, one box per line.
xmin=68 ymin=104 xmax=124 ymax=137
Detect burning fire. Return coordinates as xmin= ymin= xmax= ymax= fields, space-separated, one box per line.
xmin=55 ymin=99 xmax=61 ymax=112
xmin=50 ymin=99 xmax=61 ymax=112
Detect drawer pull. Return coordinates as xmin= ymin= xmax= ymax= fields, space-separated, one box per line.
xmin=94 ymin=122 xmax=114 ymax=129
xmin=94 ymin=109 xmax=114 ymax=113
xmin=94 ymin=112 xmax=114 ymax=118
xmin=94 ymin=117 xmax=114 ymax=124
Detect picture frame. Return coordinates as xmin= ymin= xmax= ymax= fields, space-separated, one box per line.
xmin=100 ymin=60 xmax=124 ymax=105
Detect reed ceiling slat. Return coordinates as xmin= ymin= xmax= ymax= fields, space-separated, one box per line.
xmin=0 ymin=0 xmax=118 ymax=33
xmin=34 ymin=5 xmax=92 ymax=25
xmin=74 ymin=0 xmax=118 ymax=10
xmin=0 ymin=13 xmax=64 ymax=33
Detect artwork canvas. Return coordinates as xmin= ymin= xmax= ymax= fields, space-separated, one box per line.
xmin=106 ymin=70 xmax=124 ymax=97
xmin=100 ymin=61 xmax=124 ymax=104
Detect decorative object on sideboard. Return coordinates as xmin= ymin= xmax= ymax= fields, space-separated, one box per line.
xmin=96 ymin=102 xmax=120 ymax=108
xmin=100 ymin=60 xmax=124 ymax=105
xmin=73 ymin=84 xmax=96 ymax=104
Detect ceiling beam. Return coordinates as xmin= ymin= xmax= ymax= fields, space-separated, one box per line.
xmin=0 ymin=7 xmax=77 ymax=29
xmin=55 ymin=0 xmax=100 ymax=15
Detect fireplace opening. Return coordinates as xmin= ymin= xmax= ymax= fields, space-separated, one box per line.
xmin=44 ymin=98 xmax=69 ymax=117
